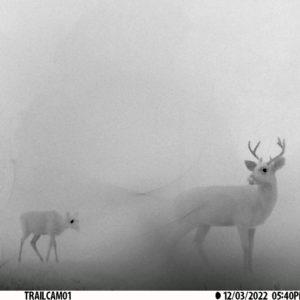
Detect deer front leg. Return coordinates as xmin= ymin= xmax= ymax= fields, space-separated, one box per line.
xmin=31 ymin=234 xmax=43 ymax=262
xmin=237 ymin=226 xmax=252 ymax=272
xmin=248 ymin=228 xmax=255 ymax=272
xmin=52 ymin=237 xmax=59 ymax=263
xmin=46 ymin=237 xmax=53 ymax=262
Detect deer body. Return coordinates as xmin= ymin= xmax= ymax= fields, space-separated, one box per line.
xmin=18 ymin=210 xmax=79 ymax=263
xmin=21 ymin=211 xmax=67 ymax=236
xmin=167 ymin=138 xmax=285 ymax=272
xmin=175 ymin=184 xmax=277 ymax=228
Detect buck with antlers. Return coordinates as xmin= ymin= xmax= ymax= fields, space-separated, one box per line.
xmin=167 ymin=138 xmax=286 ymax=272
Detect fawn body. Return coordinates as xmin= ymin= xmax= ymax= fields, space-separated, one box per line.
xmin=18 ymin=210 xmax=79 ymax=262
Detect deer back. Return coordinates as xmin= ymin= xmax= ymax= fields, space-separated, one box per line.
xmin=21 ymin=210 xmax=65 ymax=236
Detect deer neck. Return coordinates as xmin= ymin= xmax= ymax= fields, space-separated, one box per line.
xmin=247 ymin=179 xmax=278 ymax=226
xmin=58 ymin=219 xmax=68 ymax=234
xmin=257 ymin=179 xmax=277 ymax=203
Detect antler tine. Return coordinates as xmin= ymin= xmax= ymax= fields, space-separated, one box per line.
xmin=277 ymin=137 xmax=285 ymax=149
xmin=268 ymin=137 xmax=286 ymax=165
xmin=248 ymin=140 xmax=261 ymax=160
xmin=254 ymin=141 xmax=261 ymax=153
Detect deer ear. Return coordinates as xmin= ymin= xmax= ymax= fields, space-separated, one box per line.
xmin=271 ymin=157 xmax=285 ymax=171
xmin=245 ymin=160 xmax=257 ymax=171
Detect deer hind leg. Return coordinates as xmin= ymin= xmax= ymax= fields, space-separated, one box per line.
xmin=166 ymin=220 xmax=196 ymax=249
xmin=164 ymin=220 xmax=196 ymax=265
xmin=18 ymin=231 xmax=30 ymax=263
xmin=194 ymin=225 xmax=211 ymax=267
xmin=30 ymin=234 xmax=43 ymax=262
xmin=237 ymin=226 xmax=255 ymax=272
xmin=46 ymin=237 xmax=54 ymax=262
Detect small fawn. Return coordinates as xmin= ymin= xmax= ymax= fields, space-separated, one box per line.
xmin=18 ymin=210 xmax=79 ymax=263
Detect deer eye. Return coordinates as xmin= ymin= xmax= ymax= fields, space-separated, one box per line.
xmin=70 ymin=219 xmax=74 ymax=224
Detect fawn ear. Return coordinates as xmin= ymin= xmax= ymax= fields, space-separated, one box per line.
xmin=245 ymin=160 xmax=257 ymax=171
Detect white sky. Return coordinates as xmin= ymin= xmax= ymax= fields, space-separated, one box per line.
xmin=0 ymin=0 xmax=299 ymax=195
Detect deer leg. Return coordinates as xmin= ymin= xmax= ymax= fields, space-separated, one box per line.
xmin=30 ymin=234 xmax=43 ymax=262
xmin=194 ymin=225 xmax=211 ymax=267
xmin=167 ymin=220 xmax=195 ymax=248
xmin=46 ymin=237 xmax=53 ymax=262
xmin=18 ymin=232 xmax=30 ymax=263
xmin=237 ymin=226 xmax=251 ymax=272
xmin=164 ymin=220 xmax=195 ymax=265
xmin=248 ymin=228 xmax=255 ymax=272
xmin=52 ymin=237 xmax=59 ymax=262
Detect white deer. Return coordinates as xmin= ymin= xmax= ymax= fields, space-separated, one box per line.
xmin=18 ymin=210 xmax=79 ymax=263
xmin=167 ymin=138 xmax=286 ymax=272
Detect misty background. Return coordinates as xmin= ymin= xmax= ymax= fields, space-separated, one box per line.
xmin=0 ymin=0 xmax=300 ymax=289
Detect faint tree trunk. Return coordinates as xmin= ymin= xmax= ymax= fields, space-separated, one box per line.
xmin=0 ymin=141 xmax=18 ymax=265
xmin=7 ymin=137 xmax=18 ymax=203
xmin=7 ymin=157 xmax=16 ymax=203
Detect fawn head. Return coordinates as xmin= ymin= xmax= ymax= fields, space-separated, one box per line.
xmin=245 ymin=138 xmax=285 ymax=186
xmin=66 ymin=212 xmax=80 ymax=231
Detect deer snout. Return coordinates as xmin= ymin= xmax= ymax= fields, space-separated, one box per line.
xmin=74 ymin=223 xmax=80 ymax=232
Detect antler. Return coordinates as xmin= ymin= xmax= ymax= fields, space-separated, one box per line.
xmin=248 ymin=140 xmax=261 ymax=160
xmin=267 ymin=137 xmax=285 ymax=165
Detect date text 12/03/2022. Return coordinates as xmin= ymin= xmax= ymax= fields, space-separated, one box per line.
xmin=222 ymin=291 xmax=300 ymax=300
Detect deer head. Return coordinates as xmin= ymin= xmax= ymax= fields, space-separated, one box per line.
xmin=66 ymin=212 xmax=80 ymax=231
xmin=245 ymin=138 xmax=286 ymax=186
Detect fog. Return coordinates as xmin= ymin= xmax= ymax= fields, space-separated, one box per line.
xmin=0 ymin=0 xmax=300 ymax=289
